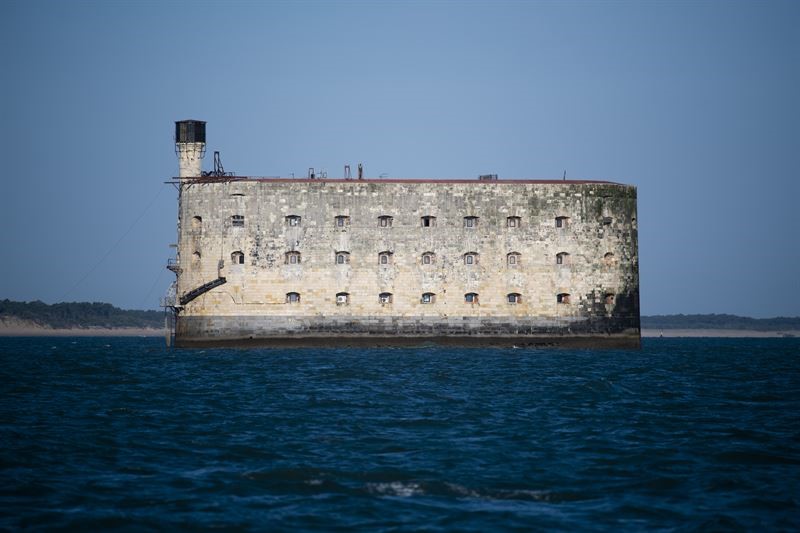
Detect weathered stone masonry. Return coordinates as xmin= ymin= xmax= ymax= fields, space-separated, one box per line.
xmin=171 ymin=177 xmax=640 ymax=347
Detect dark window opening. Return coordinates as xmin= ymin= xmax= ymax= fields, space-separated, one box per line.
xmin=507 ymin=252 xmax=520 ymax=266
xmin=557 ymin=293 xmax=571 ymax=304
xmin=232 ymin=215 xmax=245 ymax=227
xmin=421 ymin=292 xmax=436 ymax=304
xmin=556 ymin=252 xmax=569 ymax=265
xmin=507 ymin=216 xmax=520 ymax=228
xmin=464 ymin=252 xmax=478 ymax=265
xmin=507 ymin=293 xmax=521 ymax=304
xmin=335 ymin=215 xmax=350 ymax=227
xmin=464 ymin=216 xmax=478 ymax=228
xmin=465 ymin=293 xmax=479 ymax=304
xmin=286 ymin=215 xmax=301 ymax=227
xmin=336 ymin=252 xmax=350 ymax=264
xmin=422 ymin=252 xmax=435 ymax=265
xmin=421 ymin=216 xmax=436 ymax=227
xmin=286 ymin=251 xmax=301 ymax=264
xmin=231 ymin=251 xmax=245 ymax=264
xmin=336 ymin=292 xmax=350 ymax=305
xmin=379 ymin=216 xmax=393 ymax=227
xmin=604 ymin=293 xmax=615 ymax=305
xmin=379 ymin=292 xmax=393 ymax=304
xmin=379 ymin=251 xmax=393 ymax=265
xmin=555 ymin=216 xmax=569 ymax=228
xmin=286 ymin=292 xmax=300 ymax=303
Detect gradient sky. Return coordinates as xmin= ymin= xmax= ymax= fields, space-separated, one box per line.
xmin=2 ymin=0 xmax=798 ymax=317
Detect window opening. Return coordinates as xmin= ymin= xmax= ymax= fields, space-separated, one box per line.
xmin=379 ymin=292 xmax=393 ymax=304
xmin=231 ymin=251 xmax=244 ymax=264
xmin=464 ymin=252 xmax=478 ymax=265
xmin=379 ymin=216 xmax=393 ymax=227
xmin=421 ymin=216 xmax=436 ymax=227
xmin=421 ymin=292 xmax=435 ymax=304
xmin=556 ymin=252 xmax=569 ymax=265
xmin=507 ymin=216 xmax=520 ymax=228
xmin=286 ymin=215 xmax=301 ymax=226
xmin=555 ymin=216 xmax=569 ymax=228
xmin=507 ymin=252 xmax=520 ymax=266
xmin=336 ymin=252 xmax=350 ymax=264
xmin=422 ymin=252 xmax=435 ymax=265
xmin=286 ymin=251 xmax=301 ymax=264
xmin=464 ymin=216 xmax=478 ymax=228
xmin=286 ymin=292 xmax=300 ymax=303
xmin=379 ymin=251 xmax=392 ymax=265
xmin=557 ymin=293 xmax=571 ymax=304
xmin=507 ymin=293 xmax=521 ymax=304
xmin=336 ymin=292 xmax=350 ymax=305
xmin=465 ymin=293 xmax=479 ymax=303
xmin=232 ymin=215 xmax=244 ymax=227
xmin=335 ymin=215 xmax=350 ymax=227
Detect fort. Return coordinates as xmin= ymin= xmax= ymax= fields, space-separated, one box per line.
xmin=164 ymin=120 xmax=640 ymax=348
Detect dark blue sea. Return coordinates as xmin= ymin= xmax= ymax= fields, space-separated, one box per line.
xmin=1 ymin=337 xmax=799 ymax=531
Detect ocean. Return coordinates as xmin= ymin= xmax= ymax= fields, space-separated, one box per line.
xmin=1 ymin=337 xmax=798 ymax=530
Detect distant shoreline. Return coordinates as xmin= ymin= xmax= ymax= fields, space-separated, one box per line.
xmin=641 ymin=329 xmax=798 ymax=338
xmin=0 ymin=326 xmax=163 ymax=337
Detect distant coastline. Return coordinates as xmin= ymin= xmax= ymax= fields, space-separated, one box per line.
xmin=1 ymin=300 xmax=798 ymax=338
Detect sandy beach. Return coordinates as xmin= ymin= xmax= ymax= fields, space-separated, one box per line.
xmin=642 ymin=329 xmax=798 ymax=338
xmin=0 ymin=317 xmax=162 ymax=337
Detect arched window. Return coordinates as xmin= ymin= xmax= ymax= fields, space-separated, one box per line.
xmin=378 ymin=215 xmax=393 ymax=227
xmin=286 ymin=292 xmax=300 ymax=303
xmin=231 ymin=215 xmax=245 ymax=227
xmin=556 ymin=252 xmax=570 ymax=265
xmin=192 ymin=251 xmax=201 ymax=262
xmin=421 ymin=216 xmax=436 ymax=227
xmin=507 ymin=216 xmax=521 ymax=228
xmin=603 ymin=252 xmax=615 ymax=265
xmin=507 ymin=252 xmax=521 ymax=266
xmin=286 ymin=215 xmax=301 ymax=227
xmin=604 ymin=293 xmax=615 ymax=305
xmin=464 ymin=216 xmax=479 ymax=228
xmin=231 ymin=251 xmax=244 ymax=264
xmin=421 ymin=292 xmax=436 ymax=304
xmin=557 ymin=293 xmax=571 ymax=304
xmin=335 ymin=215 xmax=350 ymax=228
xmin=555 ymin=216 xmax=569 ymax=228
xmin=464 ymin=252 xmax=479 ymax=265
xmin=336 ymin=292 xmax=350 ymax=305
xmin=285 ymin=251 xmax=301 ymax=264
xmin=464 ymin=292 xmax=479 ymax=304
xmin=507 ymin=293 xmax=521 ymax=304
xmin=379 ymin=292 xmax=393 ymax=304
xmin=335 ymin=251 xmax=350 ymax=264
xmin=421 ymin=252 xmax=436 ymax=265
xmin=192 ymin=216 xmax=202 ymax=230
xmin=378 ymin=251 xmax=393 ymax=265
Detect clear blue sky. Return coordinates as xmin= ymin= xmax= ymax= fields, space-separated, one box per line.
xmin=2 ymin=0 xmax=798 ymax=317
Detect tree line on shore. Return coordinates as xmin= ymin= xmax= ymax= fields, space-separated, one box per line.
xmin=1 ymin=299 xmax=798 ymax=331
xmin=0 ymin=300 xmax=163 ymax=329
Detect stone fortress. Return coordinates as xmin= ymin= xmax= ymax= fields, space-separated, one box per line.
xmin=165 ymin=120 xmax=640 ymax=348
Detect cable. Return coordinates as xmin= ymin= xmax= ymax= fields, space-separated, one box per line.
xmin=60 ymin=185 xmax=165 ymax=302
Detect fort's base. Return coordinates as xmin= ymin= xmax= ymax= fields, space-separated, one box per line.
xmin=175 ymin=315 xmax=641 ymax=349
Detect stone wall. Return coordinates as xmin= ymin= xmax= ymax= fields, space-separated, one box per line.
xmin=173 ymin=179 xmax=639 ymax=346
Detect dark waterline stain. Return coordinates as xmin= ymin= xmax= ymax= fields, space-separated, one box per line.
xmin=1 ymin=337 xmax=799 ymax=530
